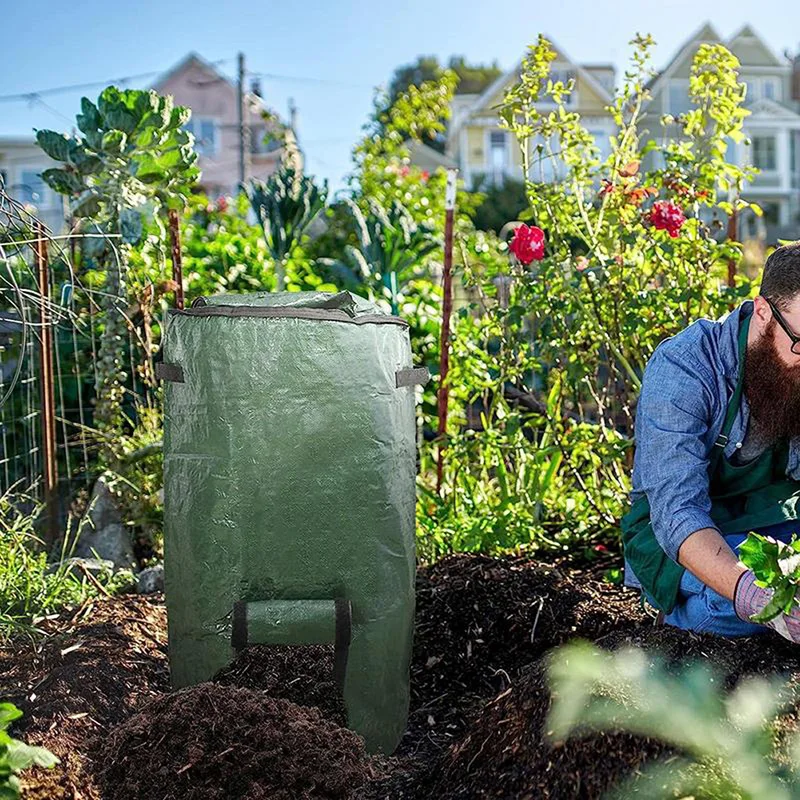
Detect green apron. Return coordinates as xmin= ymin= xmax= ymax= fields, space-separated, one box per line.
xmin=622 ymin=313 xmax=800 ymax=613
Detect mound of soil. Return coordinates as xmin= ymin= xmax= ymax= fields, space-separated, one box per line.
xmin=214 ymin=644 xmax=345 ymax=726
xmin=0 ymin=594 xmax=168 ymax=800
xmin=95 ymin=682 xmax=371 ymax=800
xmin=427 ymin=626 xmax=800 ymax=800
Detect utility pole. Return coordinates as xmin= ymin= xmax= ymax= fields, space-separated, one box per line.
xmin=237 ymin=52 xmax=249 ymax=189
xmin=436 ymin=168 xmax=458 ymax=495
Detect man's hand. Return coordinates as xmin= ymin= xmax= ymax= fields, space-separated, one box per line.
xmin=734 ymin=570 xmax=800 ymax=643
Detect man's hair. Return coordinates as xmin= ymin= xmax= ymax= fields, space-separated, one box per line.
xmin=760 ymin=242 xmax=800 ymax=309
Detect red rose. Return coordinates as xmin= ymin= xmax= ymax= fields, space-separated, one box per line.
xmin=216 ymin=196 xmax=229 ymax=212
xmin=508 ymin=224 xmax=545 ymax=265
xmin=420 ymin=170 xmax=430 ymax=182
xmin=649 ymin=200 xmax=686 ymax=238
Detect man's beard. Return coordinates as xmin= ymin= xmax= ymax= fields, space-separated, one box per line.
xmin=744 ymin=317 xmax=800 ymax=442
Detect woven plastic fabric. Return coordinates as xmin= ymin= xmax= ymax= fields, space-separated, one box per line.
xmin=162 ymin=290 xmax=419 ymax=754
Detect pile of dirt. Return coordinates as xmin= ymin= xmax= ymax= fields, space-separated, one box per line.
xmin=361 ymin=554 xmax=647 ymax=798
xmin=426 ymin=626 xmax=800 ymax=800
xmin=95 ymin=682 xmax=371 ymax=800
xmin=214 ymin=644 xmax=345 ymax=725
xmin=0 ymin=594 xmax=169 ymax=800
xmin=12 ymin=554 xmax=800 ymax=799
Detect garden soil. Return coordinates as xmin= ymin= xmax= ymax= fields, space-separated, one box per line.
xmin=4 ymin=554 xmax=800 ymax=799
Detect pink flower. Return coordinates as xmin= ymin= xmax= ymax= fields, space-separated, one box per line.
xmin=398 ymin=165 xmax=410 ymax=177
xmin=508 ymin=224 xmax=545 ymax=265
xmin=649 ymin=200 xmax=686 ymax=238
xmin=576 ymin=256 xmax=589 ymax=272
xmin=216 ymin=196 xmax=229 ymax=212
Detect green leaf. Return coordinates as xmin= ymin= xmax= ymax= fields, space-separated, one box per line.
xmin=0 ymin=706 xmax=21 ymax=733
xmin=103 ymin=109 xmax=138 ymax=135
xmin=101 ymin=130 xmax=127 ymax=153
xmin=71 ymin=190 xmax=102 ymax=218
xmin=76 ymin=97 xmax=101 ymax=134
xmin=120 ymin=209 xmax=144 ymax=245
xmin=35 ymin=130 xmax=71 ymax=162
xmin=41 ymin=168 xmax=83 ymax=196
xmin=739 ymin=533 xmax=782 ymax=585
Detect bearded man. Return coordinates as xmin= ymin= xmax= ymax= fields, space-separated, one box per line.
xmin=623 ymin=242 xmax=800 ymax=640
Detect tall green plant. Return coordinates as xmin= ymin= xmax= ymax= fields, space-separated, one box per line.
xmin=36 ymin=87 xmax=199 ymax=445
xmin=438 ymin=34 xmax=759 ymax=549
xmin=319 ymin=197 xmax=439 ymax=314
xmin=245 ymin=166 xmax=327 ymax=291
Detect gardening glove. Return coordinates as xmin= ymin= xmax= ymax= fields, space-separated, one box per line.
xmin=734 ymin=569 xmax=800 ymax=643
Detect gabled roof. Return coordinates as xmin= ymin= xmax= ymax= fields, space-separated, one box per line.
xmin=448 ymin=35 xmax=616 ymax=143
xmin=151 ymin=52 xmax=273 ymax=115
xmin=727 ymin=24 xmax=788 ymax=68
xmin=645 ymin=21 xmax=723 ymax=94
xmin=646 ymin=22 xmax=789 ymax=100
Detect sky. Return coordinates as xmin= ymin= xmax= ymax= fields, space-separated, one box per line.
xmin=2 ymin=0 xmax=799 ymax=194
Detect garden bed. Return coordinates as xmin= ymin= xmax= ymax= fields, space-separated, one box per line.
xmin=4 ymin=554 xmax=800 ymax=799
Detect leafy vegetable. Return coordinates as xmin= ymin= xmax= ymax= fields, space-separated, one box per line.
xmin=739 ymin=532 xmax=800 ymax=622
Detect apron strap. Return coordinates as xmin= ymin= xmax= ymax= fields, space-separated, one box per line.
xmin=710 ymin=313 xmax=751 ymax=472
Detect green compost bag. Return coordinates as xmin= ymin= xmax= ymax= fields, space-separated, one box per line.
xmin=159 ymin=290 xmax=428 ymax=754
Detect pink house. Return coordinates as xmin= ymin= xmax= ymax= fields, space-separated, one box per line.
xmin=152 ymin=53 xmax=298 ymax=197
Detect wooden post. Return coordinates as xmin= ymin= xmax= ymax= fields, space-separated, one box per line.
xmin=168 ymin=209 xmax=184 ymax=309
xmin=34 ymin=224 xmax=59 ymax=546
xmin=436 ymin=168 xmax=458 ymax=495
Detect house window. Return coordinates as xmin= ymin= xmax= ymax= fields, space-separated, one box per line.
xmin=489 ymin=130 xmax=509 ymax=185
xmin=185 ymin=117 xmax=219 ymax=156
xmin=762 ymin=78 xmax=781 ymax=102
xmin=17 ymin=169 xmax=50 ymax=208
xmin=752 ymin=136 xmax=777 ymax=170
xmin=668 ymin=81 xmax=692 ymax=115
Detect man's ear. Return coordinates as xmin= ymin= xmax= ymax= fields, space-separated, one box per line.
xmin=752 ymin=295 xmax=771 ymax=328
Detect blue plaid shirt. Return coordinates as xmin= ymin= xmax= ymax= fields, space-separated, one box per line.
xmin=625 ymin=300 xmax=800 ymax=588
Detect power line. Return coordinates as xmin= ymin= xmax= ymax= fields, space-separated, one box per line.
xmin=249 ymin=71 xmax=375 ymax=90
xmin=0 ymin=60 xmax=232 ymax=104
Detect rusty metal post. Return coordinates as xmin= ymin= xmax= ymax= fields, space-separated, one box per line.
xmin=34 ymin=224 xmax=59 ymax=546
xmin=436 ymin=169 xmax=458 ymax=495
xmin=168 ymin=209 xmax=184 ymax=310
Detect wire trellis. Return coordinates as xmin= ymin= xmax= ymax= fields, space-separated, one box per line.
xmin=0 ymin=178 xmax=132 ymax=536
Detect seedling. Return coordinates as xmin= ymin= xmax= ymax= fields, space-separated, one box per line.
xmin=738 ymin=533 xmax=800 ymax=623
xmin=0 ymin=703 xmax=59 ymax=799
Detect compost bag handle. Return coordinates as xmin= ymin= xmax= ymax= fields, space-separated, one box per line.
xmin=395 ymin=367 xmax=430 ymax=388
xmin=231 ymin=598 xmax=352 ymax=691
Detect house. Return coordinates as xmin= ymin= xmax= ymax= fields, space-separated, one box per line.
xmin=641 ymin=23 xmax=800 ymax=242
xmin=444 ymin=40 xmax=617 ymax=190
xmin=0 ymin=137 xmax=64 ymax=232
xmin=152 ymin=53 xmax=298 ymax=197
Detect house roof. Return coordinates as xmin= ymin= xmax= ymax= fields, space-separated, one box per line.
xmin=645 ymin=22 xmax=790 ymax=99
xmin=151 ymin=52 xmax=275 ymax=117
xmin=447 ymin=35 xmax=616 ymax=144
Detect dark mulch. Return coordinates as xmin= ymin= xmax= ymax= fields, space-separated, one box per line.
xmin=426 ymin=626 xmax=800 ymax=800
xmin=0 ymin=594 xmax=169 ymax=800
xmin=95 ymin=682 xmax=371 ymax=800
xmin=359 ymin=555 xmax=647 ymax=798
xmin=6 ymin=553 xmax=800 ymax=799
xmin=214 ymin=644 xmax=346 ymax=726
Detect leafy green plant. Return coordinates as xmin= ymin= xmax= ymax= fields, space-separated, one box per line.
xmin=424 ymin=34 xmax=760 ymax=555
xmin=246 ymin=165 xmax=328 ymax=291
xmin=739 ymin=533 xmax=800 ymax=622
xmin=36 ymin=86 xmax=199 ymax=443
xmin=548 ymin=641 xmax=800 ymax=799
xmin=0 ymin=703 xmax=59 ymax=799
xmin=318 ymin=197 xmax=439 ymax=315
